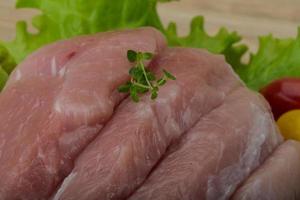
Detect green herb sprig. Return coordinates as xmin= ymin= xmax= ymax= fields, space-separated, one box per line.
xmin=118 ymin=50 xmax=176 ymax=102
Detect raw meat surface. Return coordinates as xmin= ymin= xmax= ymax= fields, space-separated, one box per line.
xmin=0 ymin=28 xmax=286 ymax=200
xmin=54 ymin=48 xmax=246 ymax=200
xmin=232 ymin=140 xmax=300 ymax=200
xmin=129 ymin=87 xmax=282 ymax=200
xmin=0 ymin=27 xmax=166 ymax=200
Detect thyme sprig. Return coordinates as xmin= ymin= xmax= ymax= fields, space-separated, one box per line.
xmin=118 ymin=50 xmax=176 ymax=102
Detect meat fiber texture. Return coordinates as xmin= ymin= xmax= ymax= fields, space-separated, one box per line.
xmin=232 ymin=140 xmax=300 ymax=200
xmin=0 ymin=27 xmax=166 ymax=200
xmin=128 ymin=87 xmax=281 ymax=200
xmin=0 ymin=27 xmax=283 ymax=200
xmin=53 ymin=47 xmax=282 ymax=200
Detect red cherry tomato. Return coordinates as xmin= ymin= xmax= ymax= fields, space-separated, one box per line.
xmin=260 ymin=78 xmax=300 ymax=120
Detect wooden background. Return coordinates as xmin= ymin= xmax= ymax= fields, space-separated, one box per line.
xmin=0 ymin=0 xmax=300 ymax=52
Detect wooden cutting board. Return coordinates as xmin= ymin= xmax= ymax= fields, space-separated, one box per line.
xmin=0 ymin=0 xmax=300 ymax=52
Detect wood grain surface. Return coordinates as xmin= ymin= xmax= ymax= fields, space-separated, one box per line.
xmin=0 ymin=0 xmax=299 ymax=52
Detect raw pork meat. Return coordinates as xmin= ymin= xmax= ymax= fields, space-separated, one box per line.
xmin=233 ymin=140 xmax=300 ymax=200
xmin=0 ymin=27 xmax=287 ymax=200
xmin=0 ymin=27 xmax=166 ymax=200
xmin=129 ymin=87 xmax=282 ymax=200
xmin=53 ymin=48 xmax=281 ymax=200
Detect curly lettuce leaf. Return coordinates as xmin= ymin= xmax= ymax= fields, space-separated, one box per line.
xmin=0 ymin=0 xmax=245 ymax=91
xmin=4 ymin=0 xmax=298 ymax=93
xmin=4 ymin=0 xmax=165 ymax=63
xmin=0 ymin=44 xmax=16 ymax=90
xmin=237 ymin=28 xmax=300 ymax=91
xmin=4 ymin=0 xmax=244 ymax=64
xmin=165 ymin=16 xmax=247 ymax=68
xmin=0 ymin=67 xmax=8 ymax=90
xmin=158 ymin=0 xmax=179 ymax=2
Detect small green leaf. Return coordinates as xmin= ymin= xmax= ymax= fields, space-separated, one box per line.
xmin=118 ymin=82 xmax=131 ymax=93
xmin=138 ymin=78 xmax=148 ymax=86
xmin=136 ymin=52 xmax=144 ymax=61
xmin=136 ymin=85 xmax=149 ymax=93
xmin=143 ymin=52 xmax=153 ymax=60
xmin=127 ymin=50 xmax=137 ymax=62
xmin=120 ymin=50 xmax=176 ymax=102
xmin=157 ymin=78 xmax=166 ymax=86
xmin=146 ymin=71 xmax=156 ymax=81
xmin=151 ymin=90 xmax=158 ymax=100
xmin=129 ymin=67 xmax=143 ymax=81
xmin=163 ymin=69 xmax=176 ymax=80
xmin=130 ymin=86 xmax=139 ymax=102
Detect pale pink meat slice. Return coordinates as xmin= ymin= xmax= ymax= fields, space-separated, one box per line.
xmin=129 ymin=88 xmax=282 ymax=200
xmin=53 ymin=48 xmax=242 ymax=200
xmin=7 ymin=28 xmax=165 ymax=87
xmin=232 ymin=140 xmax=300 ymax=200
xmin=0 ymin=27 xmax=166 ymax=200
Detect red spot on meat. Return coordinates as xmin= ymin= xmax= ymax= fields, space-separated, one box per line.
xmin=66 ymin=51 xmax=76 ymax=60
